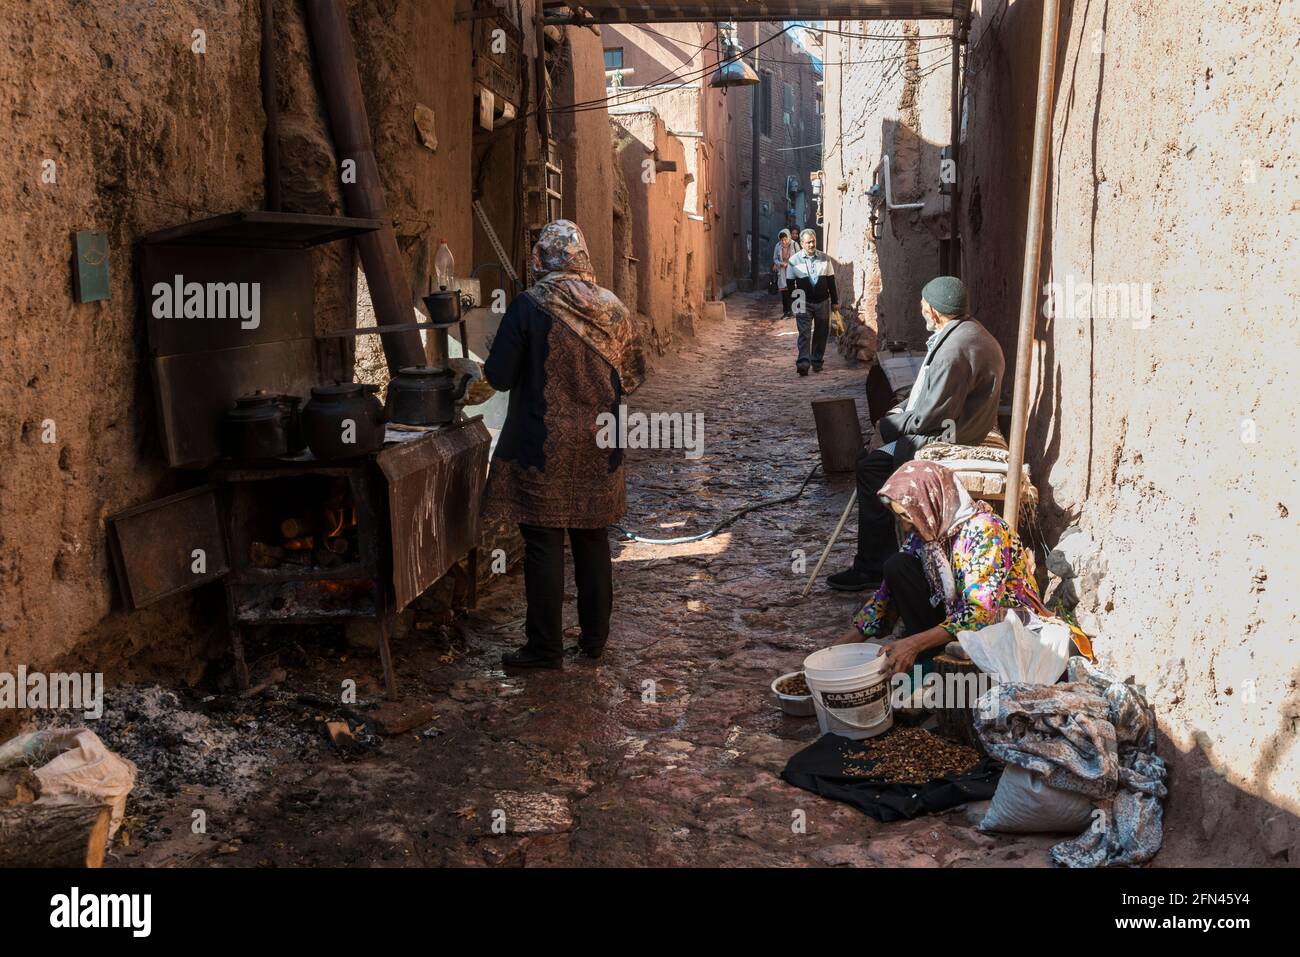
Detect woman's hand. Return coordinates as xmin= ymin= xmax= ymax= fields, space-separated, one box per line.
xmin=882 ymin=636 xmax=921 ymax=676
xmin=832 ymin=629 xmax=866 ymax=646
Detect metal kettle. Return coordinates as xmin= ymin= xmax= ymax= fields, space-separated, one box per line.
xmin=220 ymin=391 xmax=289 ymax=460
xmin=384 ymin=365 xmax=473 ymax=427
xmin=302 ymin=381 xmax=386 ymax=459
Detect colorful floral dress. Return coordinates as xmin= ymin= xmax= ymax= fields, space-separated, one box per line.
xmin=852 ymin=510 xmax=1093 ymax=658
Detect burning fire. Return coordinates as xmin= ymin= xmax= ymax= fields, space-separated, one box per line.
xmin=324 ymin=506 xmax=357 ymax=538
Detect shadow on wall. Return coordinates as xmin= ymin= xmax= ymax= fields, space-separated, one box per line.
xmin=1156 ymin=665 xmax=1300 ymax=865
xmin=872 ymin=117 xmax=948 ymax=348
xmin=961 ymin=0 xmax=1078 ymax=535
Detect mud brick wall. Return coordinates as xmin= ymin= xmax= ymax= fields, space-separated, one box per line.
xmin=0 ymin=0 xmax=474 ymax=681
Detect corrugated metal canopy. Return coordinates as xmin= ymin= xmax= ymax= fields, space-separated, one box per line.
xmin=545 ymin=1 xmax=969 ymax=22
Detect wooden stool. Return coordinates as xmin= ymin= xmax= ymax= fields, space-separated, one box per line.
xmin=931 ymin=652 xmax=987 ymax=755
xmin=811 ymin=397 xmax=863 ymax=473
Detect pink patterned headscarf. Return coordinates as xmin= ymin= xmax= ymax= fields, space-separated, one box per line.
xmin=879 ymin=460 xmax=986 ymax=616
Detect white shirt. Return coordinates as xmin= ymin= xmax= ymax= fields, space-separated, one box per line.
xmin=787 ymin=249 xmax=831 ymax=281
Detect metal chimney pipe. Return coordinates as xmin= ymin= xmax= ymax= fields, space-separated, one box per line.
xmin=303 ymin=0 xmax=425 ymax=375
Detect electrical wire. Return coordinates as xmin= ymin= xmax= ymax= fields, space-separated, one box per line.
xmin=820 ymin=24 xmax=953 ymax=41
xmin=589 ymin=39 xmax=946 ymax=114
xmin=610 ymin=24 xmax=949 ymax=70
xmin=612 ymin=460 xmax=822 ymax=545
xmin=546 ymin=24 xmax=793 ymax=117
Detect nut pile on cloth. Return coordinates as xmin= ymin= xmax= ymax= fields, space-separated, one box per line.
xmin=974 ymin=657 xmax=1168 ymax=867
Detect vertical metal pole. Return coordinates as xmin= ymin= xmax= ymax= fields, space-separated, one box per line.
xmin=948 ymin=19 xmax=962 ymax=278
xmin=1003 ymin=0 xmax=1062 ymax=533
xmin=750 ymin=25 xmax=762 ymax=288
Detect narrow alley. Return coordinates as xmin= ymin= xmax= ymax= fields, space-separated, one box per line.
xmin=94 ymin=295 xmax=1062 ymax=868
xmin=2 ymin=0 xmax=1296 ymax=924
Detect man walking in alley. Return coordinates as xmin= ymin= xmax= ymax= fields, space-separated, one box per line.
xmin=826 ymin=276 xmax=1005 ymax=592
xmin=787 ymin=228 xmax=838 ymax=375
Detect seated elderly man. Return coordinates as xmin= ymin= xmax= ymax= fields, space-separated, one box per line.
xmin=827 ymin=276 xmax=1005 ymax=592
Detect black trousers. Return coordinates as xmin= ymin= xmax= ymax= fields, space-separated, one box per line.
xmin=780 ymin=286 xmax=793 ymax=316
xmin=518 ymin=524 xmax=612 ymax=658
xmin=854 ymin=447 xmax=903 ymax=578
xmin=882 ymin=550 xmax=946 ymax=636
xmin=795 ymin=297 xmax=831 ymax=367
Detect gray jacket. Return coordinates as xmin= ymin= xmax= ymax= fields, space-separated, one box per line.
xmin=877 ymin=318 xmax=1005 ymax=463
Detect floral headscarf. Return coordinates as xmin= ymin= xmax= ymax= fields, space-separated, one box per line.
xmin=879 ymin=460 xmax=985 ymax=616
xmin=525 ymin=220 xmax=630 ymax=372
xmin=528 ymin=218 xmax=596 ymax=283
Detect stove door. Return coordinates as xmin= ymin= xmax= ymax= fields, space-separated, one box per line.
xmin=106 ymin=486 xmax=230 ymax=609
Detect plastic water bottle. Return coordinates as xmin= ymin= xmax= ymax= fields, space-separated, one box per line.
xmin=434 ymin=240 xmax=455 ymax=291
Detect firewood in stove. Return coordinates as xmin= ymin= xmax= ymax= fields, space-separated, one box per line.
xmin=280 ymin=517 xmax=310 ymax=539
xmin=0 ymin=802 xmax=112 ymax=868
xmin=250 ymin=540 xmax=281 ymax=568
xmin=314 ymin=548 xmax=342 ymax=568
xmin=326 ymin=536 xmax=350 ymax=555
xmin=250 ymin=541 xmax=312 ymax=568
xmin=282 ymin=536 xmax=315 ymax=551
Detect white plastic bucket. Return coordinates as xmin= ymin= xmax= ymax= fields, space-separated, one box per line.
xmin=802 ymin=643 xmax=894 ymax=739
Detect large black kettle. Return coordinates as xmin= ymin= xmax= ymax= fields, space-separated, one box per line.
xmin=302 ymin=382 xmax=386 ymax=459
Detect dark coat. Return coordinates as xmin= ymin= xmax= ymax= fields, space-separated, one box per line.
xmin=481 ymin=293 xmax=627 ymax=529
xmin=877 ymin=317 xmax=1005 ymax=464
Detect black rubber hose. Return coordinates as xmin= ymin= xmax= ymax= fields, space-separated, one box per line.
xmin=612 ymin=460 xmax=823 ymax=545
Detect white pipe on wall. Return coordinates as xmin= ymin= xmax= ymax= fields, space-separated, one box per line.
xmin=882 ymin=154 xmax=925 ymax=211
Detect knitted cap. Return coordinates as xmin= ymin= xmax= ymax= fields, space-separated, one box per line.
xmin=921 ymin=276 xmax=969 ymax=317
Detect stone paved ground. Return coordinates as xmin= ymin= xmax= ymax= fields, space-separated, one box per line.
xmin=113 ymin=293 xmax=1067 ymax=868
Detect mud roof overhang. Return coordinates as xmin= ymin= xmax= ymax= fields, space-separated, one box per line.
xmin=544 ymin=1 xmax=969 ymax=23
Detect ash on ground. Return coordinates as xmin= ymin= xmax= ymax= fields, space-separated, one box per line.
xmin=43 ymin=684 xmax=323 ymax=842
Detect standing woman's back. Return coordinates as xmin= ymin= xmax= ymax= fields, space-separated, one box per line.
xmin=481 ymin=220 xmax=634 ymax=668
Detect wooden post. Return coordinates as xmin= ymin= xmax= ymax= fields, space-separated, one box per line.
xmin=811 ymin=397 xmax=863 ymax=473
xmin=377 ymin=588 xmax=398 ymax=701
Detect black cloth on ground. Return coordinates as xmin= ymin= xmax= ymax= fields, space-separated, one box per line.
xmin=781 ymin=732 xmax=1003 ymax=822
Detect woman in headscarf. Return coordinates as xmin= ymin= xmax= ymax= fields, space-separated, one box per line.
xmin=482 ymin=220 xmax=634 ymax=670
xmin=836 ymin=460 xmax=1092 ymax=676
xmin=772 ymin=229 xmax=795 ymax=320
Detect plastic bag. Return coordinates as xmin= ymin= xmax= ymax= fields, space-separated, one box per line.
xmin=829 ymin=307 xmax=846 ymax=337
xmin=0 ymin=728 xmax=136 ymax=839
xmin=979 ymin=764 xmax=1094 ymax=834
xmin=957 ymin=610 xmax=1070 ymax=685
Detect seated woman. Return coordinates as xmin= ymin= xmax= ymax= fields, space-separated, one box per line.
xmin=837 ymin=460 xmax=1091 ymax=676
